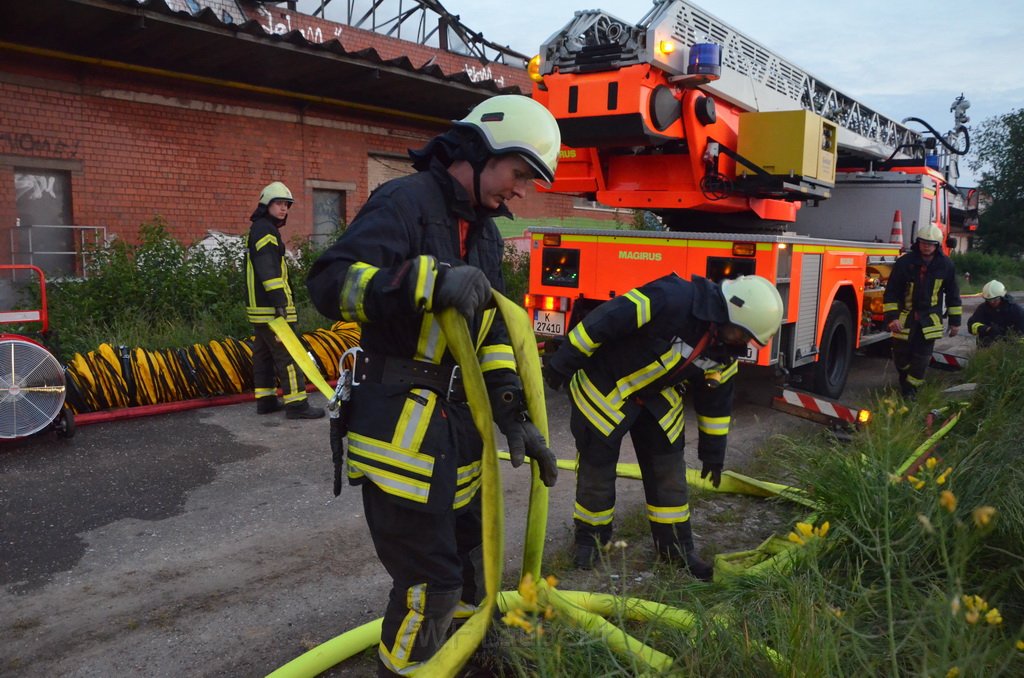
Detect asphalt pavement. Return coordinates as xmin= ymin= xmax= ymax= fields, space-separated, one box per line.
xmin=0 ymin=296 xmax=983 ymax=676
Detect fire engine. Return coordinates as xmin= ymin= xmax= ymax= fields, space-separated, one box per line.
xmin=524 ymin=0 xmax=971 ymax=398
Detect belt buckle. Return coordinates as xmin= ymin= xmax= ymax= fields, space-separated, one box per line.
xmin=447 ymin=364 xmax=462 ymax=400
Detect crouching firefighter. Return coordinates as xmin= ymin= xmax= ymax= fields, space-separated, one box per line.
xmin=543 ymin=274 xmax=784 ymax=580
xmin=968 ymin=280 xmax=1024 ymax=348
xmin=306 ymin=95 xmax=561 ymax=677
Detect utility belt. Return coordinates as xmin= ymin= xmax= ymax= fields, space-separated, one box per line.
xmin=355 ymin=352 xmax=466 ymax=402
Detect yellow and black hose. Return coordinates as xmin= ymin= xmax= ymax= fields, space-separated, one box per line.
xmin=62 ymin=322 xmax=360 ymax=413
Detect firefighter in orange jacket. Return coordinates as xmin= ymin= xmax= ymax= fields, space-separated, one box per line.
xmin=883 ymin=224 xmax=962 ymax=398
xmin=306 ymin=96 xmax=560 ymax=677
xmin=245 ymin=182 xmax=324 ymax=419
xmin=543 ymin=274 xmax=784 ymax=580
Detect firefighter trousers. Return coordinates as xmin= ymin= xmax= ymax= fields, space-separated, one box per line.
xmin=251 ymin=323 xmax=309 ymax=405
xmin=892 ymin=323 xmax=934 ymax=396
xmin=362 ymin=481 xmax=484 ymax=677
xmin=570 ymin=405 xmax=697 ymax=557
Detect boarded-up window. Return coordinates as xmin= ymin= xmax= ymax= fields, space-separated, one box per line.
xmin=367 ymin=154 xmax=414 ymax=192
xmin=13 ymin=168 xmax=74 ymax=275
xmin=312 ymin=189 xmax=345 ymax=246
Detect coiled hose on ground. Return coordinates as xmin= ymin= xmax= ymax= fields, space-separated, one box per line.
xmin=61 ymin=322 xmax=360 ymax=413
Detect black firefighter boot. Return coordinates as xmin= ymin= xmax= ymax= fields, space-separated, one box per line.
xmin=377 ymin=587 xmax=462 ymax=677
xmin=653 ymin=522 xmax=714 ymax=582
xmin=285 ymin=399 xmax=325 ymax=419
xmin=256 ymin=396 xmax=283 ymax=414
xmin=573 ymin=529 xmax=610 ymax=570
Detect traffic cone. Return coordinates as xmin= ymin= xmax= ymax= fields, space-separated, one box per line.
xmin=889 ymin=210 xmax=904 ymax=247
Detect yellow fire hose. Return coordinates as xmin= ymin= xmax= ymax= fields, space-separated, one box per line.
xmin=268 ymin=297 xmax=972 ymax=675
xmin=895 ymin=405 xmax=967 ymax=476
xmin=267 ymin=300 xmax=518 ymax=677
xmin=498 ymin=586 xmax=785 ymax=672
xmin=265 ymin=294 xmax=796 ymax=676
xmin=63 ymin=295 xmax=967 ymax=672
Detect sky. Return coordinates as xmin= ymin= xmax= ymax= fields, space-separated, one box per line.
xmin=300 ymin=0 xmax=1024 ymax=185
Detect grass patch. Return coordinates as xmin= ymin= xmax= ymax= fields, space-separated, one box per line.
xmin=496 ymin=340 xmax=1024 ymax=676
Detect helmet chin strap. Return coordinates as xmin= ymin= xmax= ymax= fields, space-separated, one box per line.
xmin=471 ymin=157 xmax=488 ymax=207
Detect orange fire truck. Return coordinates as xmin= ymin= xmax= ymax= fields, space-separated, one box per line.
xmin=523 ymin=0 xmax=971 ymax=398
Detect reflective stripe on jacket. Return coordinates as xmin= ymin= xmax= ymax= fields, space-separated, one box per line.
xmin=883 ymin=246 xmax=961 ymax=340
xmin=550 ymin=274 xmax=736 ymax=467
xmin=245 ymin=214 xmax=297 ymax=323
xmin=306 ymin=159 xmax=517 ymax=512
xmin=967 ymin=295 xmax=1024 ymax=338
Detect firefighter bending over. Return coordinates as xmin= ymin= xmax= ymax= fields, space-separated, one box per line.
xmin=968 ymin=280 xmax=1024 ymax=348
xmin=245 ymin=182 xmax=324 ymax=419
xmin=883 ymin=224 xmax=961 ymax=399
xmin=543 ymin=274 xmax=784 ymax=580
xmin=306 ymin=95 xmax=560 ymax=677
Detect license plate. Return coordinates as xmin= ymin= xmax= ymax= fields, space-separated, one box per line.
xmin=533 ymin=310 xmax=565 ymax=336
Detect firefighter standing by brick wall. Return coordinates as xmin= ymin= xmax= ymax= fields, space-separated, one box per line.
xmin=245 ymin=182 xmax=324 ymax=419
xmin=306 ymin=95 xmax=560 ymax=677
xmin=883 ymin=224 xmax=962 ymax=399
xmin=543 ymin=274 xmax=784 ymax=580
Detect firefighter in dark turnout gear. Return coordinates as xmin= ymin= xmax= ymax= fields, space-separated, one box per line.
xmin=883 ymin=224 xmax=962 ymax=398
xmin=968 ymin=280 xmax=1024 ymax=348
xmin=543 ymin=274 xmax=784 ymax=580
xmin=245 ymin=181 xmax=324 ymax=419
xmin=306 ymin=95 xmax=561 ymax=677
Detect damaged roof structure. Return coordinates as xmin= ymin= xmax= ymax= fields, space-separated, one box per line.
xmin=1 ymin=0 xmax=590 ymax=274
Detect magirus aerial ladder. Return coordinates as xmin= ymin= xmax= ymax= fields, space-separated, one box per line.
xmin=525 ymin=0 xmax=971 ymax=397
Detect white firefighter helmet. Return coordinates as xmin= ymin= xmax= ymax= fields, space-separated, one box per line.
xmin=982 ymin=280 xmax=1006 ymax=300
xmin=259 ymin=181 xmax=294 ymax=206
xmin=454 ymin=95 xmax=561 ymax=183
xmin=916 ymin=223 xmax=943 ymax=244
xmin=720 ymin=275 xmax=785 ymax=346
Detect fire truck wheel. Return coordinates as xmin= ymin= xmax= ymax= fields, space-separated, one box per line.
xmin=808 ymin=301 xmax=854 ymax=399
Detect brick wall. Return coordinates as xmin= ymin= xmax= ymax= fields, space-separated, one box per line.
xmin=0 ymin=15 xmax=609 ymax=265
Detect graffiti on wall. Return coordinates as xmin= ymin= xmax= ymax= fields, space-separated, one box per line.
xmin=463 ymin=64 xmax=505 ymax=89
xmin=14 ymin=173 xmax=58 ymax=202
xmin=255 ymin=6 xmax=342 ymax=44
xmin=0 ymin=132 xmax=80 ymax=159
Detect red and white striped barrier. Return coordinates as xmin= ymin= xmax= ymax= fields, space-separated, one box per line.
xmin=931 ymin=351 xmax=968 ymax=371
xmin=772 ymin=387 xmax=868 ymax=428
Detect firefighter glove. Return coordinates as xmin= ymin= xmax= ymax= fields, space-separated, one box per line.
xmin=274 ymin=306 xmax=287 ymax=318
xmin=492 ymin=388 xmax=558 ymax=487
xmin=434 ymin=264 xmax=491 ymax=318
xmin=700 ymin=462 xmax=723 ymax=488
xmin=542 ymin=362 xmax=569 ymax=391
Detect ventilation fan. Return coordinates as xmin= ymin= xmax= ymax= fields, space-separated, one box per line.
xmin=0 ymin=264 xmax=74 ymax=440
xmin=0 ymin=336 xmax=72 ymax=439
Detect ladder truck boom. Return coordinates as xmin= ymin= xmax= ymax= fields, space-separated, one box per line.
xmin=539 ymin=0 xmax=924 ymax=163
xmin=525 ymin=0 xmax=973 ymax=400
